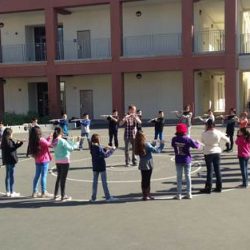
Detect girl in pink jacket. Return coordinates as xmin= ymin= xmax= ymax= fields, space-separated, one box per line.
xmin=235 ymin=127 xmax=250 ymax=188
xmin=28 ymin=126 xmax=52 ymax=198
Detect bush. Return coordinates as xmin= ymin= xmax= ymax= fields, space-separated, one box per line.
xmin=3 ymin=112 xmax=51 ymax=126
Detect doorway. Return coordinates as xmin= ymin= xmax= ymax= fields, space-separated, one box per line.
xmin=28 ymin=82 xmax=48 ymax=117
xmin=80 ymin=90 xmax=93 ymax=118
xmin=77 ymin=30 xmax=91 ymax=59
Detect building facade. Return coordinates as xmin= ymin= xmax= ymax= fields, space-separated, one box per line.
xmin=0 ymin=0 xmax=249 ymax=120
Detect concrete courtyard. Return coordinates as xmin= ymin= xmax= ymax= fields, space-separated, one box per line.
xmin=0 ymin=124 xmax=249 ymax=250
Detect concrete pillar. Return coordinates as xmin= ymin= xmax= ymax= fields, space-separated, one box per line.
xmin=47 ymin=74 xmax=61 ymax=118
xmin=224 ymin=0 xmax=238 ymax=111
xmin=110 ymin=0 xmax=123 ymax=60
xmin=112 ymin=72 xmax=124 ymax=116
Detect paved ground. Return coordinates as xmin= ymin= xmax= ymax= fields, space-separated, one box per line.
xmin=0 ymin=125 xmax=250 ymax=250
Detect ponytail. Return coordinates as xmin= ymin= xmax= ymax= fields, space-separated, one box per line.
xmin=53 ymin=127 xmax=62 ymax=142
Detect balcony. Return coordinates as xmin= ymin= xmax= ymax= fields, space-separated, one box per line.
xmin=56 ymin=38 xmax=111 ymax=61
xmin=0 ymin=43 xmax=46 ymax=63
xmin=240 ymin=33 xmax=250 ymax=54
xmin=123 ymin=33 xmax=182 ymax=57
xmin=194 ymin=30 xmax=225 ymax=54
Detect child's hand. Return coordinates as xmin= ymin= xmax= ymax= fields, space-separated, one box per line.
xmin=112 ymin=146 xmax=116 ymax=150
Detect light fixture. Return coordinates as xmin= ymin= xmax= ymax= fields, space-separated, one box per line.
xmin=136 ymin=73 xmax=142 ymax=79
xmin=136 ymin=11 xmax=142 ymax=17
xmin=0 ymin=22 xmax=4 ymax=28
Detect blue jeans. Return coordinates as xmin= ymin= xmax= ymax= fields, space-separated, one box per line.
xmin=33 ymin=162 xmax=49 ymax=193
xmin=91 ymin=171 xmax=111 ymax=200
xmin=5 ymin=164 xmax=15 ymax=193
xmin=79 ymin=133 xmax=90 ymax=149
xmin=239 ymin=157 xmax=249 ymax=187
xmin=204 ymin=153 xmax=221 ymax=191
xmin=176 ymin=163 xmax=191 ymax=195
xmin=154 ymin=131 xmax=163 ymax=141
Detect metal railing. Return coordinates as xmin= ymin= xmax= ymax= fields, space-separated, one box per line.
xmin=123 ymin=33 xmax=182 ymax=57
xmin=194 ymin=30 xmax=225 ymax=53
xmin=0 ymin=43 xmax=46 ymax=63
xmin=240 ymin=33 xmax=250 ymax=54
xmin=57 ymin=38 xmax=111 ymax=60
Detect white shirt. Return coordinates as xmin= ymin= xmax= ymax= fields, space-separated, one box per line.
xmin=201 ymin=129 xmax=230 ymax=155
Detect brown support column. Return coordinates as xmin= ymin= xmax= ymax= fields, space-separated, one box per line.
xmin=182 ymin=0 xmax=194 ymax=57
xmin=45 ymin=7 xmax=61 ymax=117
xmin=182 ymin=0 xmax=195 ymax=114
xmin=45 ymin=7 xmax=58 ymax=64
xmin=224 ymin=0 xmax=237 ymax=111
xmin=112 ymin=72 xmax=124 ymax=116
xmin=183 ymin=69 xmax=195 ymax=114
xmin=110 ymin=0 xmax=123 ymax=60
xmin=110 ymin=1 xmax=124 ymax=115
xmin=0 ymin=80 xmax=4 ymax=121
xmin=47 ymin=74 xmax=61 ymax=118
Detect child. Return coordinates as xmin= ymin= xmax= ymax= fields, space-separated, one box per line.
xmin=52 ymin=127 xmax=78 ymax=201
xmin=135 ymin=131 xmax=163 ymax=201
xmin=89 ymin=134 xmax=117 ymax=202
xmin=59 ymin=113 xmax=69 ymax=138
xmin=171 ymin=124 xmax=200 ymax=200
xmin=150 ymin=110 xmax=165 ymax=142
xmin=136 ymin=109 xmax=143 ymax=132
xmin=197 ymin=109 xmax=215 ymax=123
xmin=78 ymin=113 xmax=91 ymax=150
xmin=222 ymin=108 xmax=238 ymax=152
xmin=107 ymin=110 xmax=119 ymax=148
xmin=235 ymin=127 xmax=250 ymax=188
xmin=26 ymin=117 xmax=39 ymax=157
xmin=28 ymin=126 xmax=53 ymax=198
xmin=238 ymin=112 xmax=248 ymax=129
xmin=1 ymin=128 xmax=23 ymax=197
xmin=175 ymin=105 xmax=193 ymax=137
xmin=200 ymin=119 xmax=230 ymax=194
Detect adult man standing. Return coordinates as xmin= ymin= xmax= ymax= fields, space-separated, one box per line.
xmin=120 ymin=105 xmax=141 ymax=167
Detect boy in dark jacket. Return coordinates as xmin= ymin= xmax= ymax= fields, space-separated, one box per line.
xmin=1 ymin=128 xmax=23 ymax=197
xmin=90 ymin=134 xmax=117 ymax=202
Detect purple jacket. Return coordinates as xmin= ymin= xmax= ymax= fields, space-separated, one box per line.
xmin=171 ymin=136 xmax=200 ymax=164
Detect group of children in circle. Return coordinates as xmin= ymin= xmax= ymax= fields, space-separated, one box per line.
xmin=0 ymin=104 xmax=249 ymax=202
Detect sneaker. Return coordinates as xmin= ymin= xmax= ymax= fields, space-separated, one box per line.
xmin=10 ymin=192 xmax=20 ymax=198
xmin=32 ymin=192 xmax=40 ymax=198
xmin=184 ymin=194 xmax=192 ymax=199
xmin=61 ymin=195 xmax=72 ymax=202
xmin=106 ymin=196 xmax=119 ymax=202
xmin=199 ymin=188 xmax=211 ymax=194
xmin=174 ymin=194 xmax=182 ymax=200
xmin=213 ymin=188 xmax=222 ymax=193
xmin=54 ymin=195 xmax=61 ymax=200
xmin=41 ymin=191 xmax=53 ymax=198
xmin=89 ymin=198 xmax=96 ymax=203
xmin=5 ymin=192 xmax=11 ymax=197
xmin=132 ymin=162 xmax=137 ymax=166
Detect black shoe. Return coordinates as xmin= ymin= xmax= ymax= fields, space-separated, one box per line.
xmin=213 ymin=188 xmax=222 ymax=193
xmin=200 ymin=188 xmax=211 ymax=194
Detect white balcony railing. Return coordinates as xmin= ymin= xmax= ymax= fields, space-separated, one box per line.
xmin=57 ymin=38 xmax=111 ymax=60
xmin=123 ymin=33 xmax=182 ymax=57
xmin=194 ymin=30 xmax=225 ymax=53
xmin=240 ymin=33 xmax=250 ymax=54
xmin=0 ymin=43 xmax=46 ymax=63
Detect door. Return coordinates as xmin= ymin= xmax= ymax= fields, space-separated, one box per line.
xmin=77 ymin=30 xmax=91 ymax=59
xmin=34 ymin=26 xmax=46 ymax=61
xmin=80 ymin=90 xmax=93 ymax=118
xmin=37 ymin=82 xmax=48 ymax=117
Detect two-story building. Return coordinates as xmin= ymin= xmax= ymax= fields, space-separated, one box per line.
xmin=0 ymin=0 xmax=249 ymax=120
